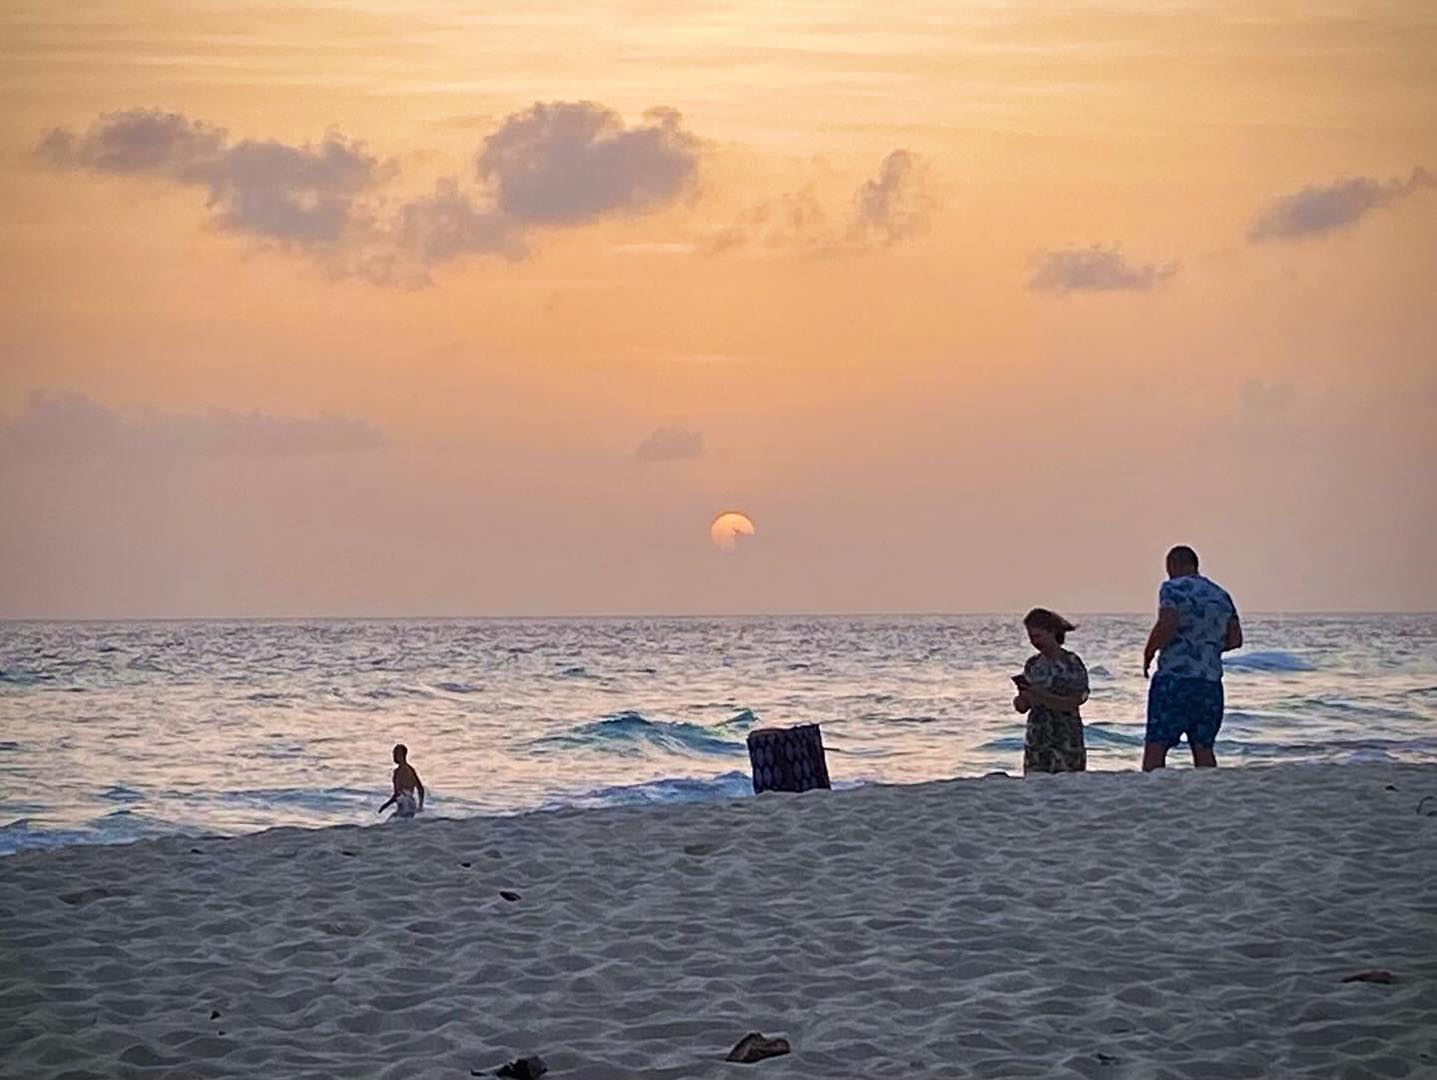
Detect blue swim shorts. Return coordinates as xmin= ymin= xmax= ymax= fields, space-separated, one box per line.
xmin=1146 ymin=675 xmax=1224 ymax=749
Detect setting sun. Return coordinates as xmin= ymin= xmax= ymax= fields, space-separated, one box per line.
xmin=709 ymin=511 xmax=756 ymax=552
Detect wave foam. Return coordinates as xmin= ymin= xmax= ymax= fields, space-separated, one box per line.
xmin=1225 ymin=651 xmax=1315 ymax=673
xmin=553 ymin=771 xmax=755 ymax=809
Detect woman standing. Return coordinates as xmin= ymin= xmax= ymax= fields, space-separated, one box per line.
xmin=1013 ymin=608 xmax=1090 ymax=775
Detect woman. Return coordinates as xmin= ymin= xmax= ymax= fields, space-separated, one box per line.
xmin=1013 ymin=608 xmax=1089 ymax=775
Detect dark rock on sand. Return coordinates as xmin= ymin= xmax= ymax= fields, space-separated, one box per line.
xmin=490 ymin=1055 xmax=548 ymax=1078
xmin=726 ymin=1032 xmax=791 ymax=1063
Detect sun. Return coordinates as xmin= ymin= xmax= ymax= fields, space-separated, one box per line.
xmin=709 ymin=511 xmax=756 ymax=552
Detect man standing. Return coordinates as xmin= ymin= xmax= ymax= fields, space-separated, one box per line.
xmin=1142 ymin=545 xmax=1242 ymax=770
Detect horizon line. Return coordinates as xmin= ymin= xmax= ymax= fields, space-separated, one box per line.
xmin=2 ymin=609 xmax=1433 ymax=623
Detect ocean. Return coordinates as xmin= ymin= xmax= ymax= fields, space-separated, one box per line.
xmin=2 ymin=614 xmax=1434 ymax=855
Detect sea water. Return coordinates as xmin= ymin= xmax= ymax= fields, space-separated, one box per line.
xmin=2 ymin=614 xmax=1434 ymax=854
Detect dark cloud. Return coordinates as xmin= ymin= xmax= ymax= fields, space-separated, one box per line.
xmin=1248 ymin=168 xmax=1433 ymax=241
xmin=390 ymin=180 xmax=525 ymax=265
xmin=38 ymin=102 xmax=703 ymax=285
xmin=478 ymin=103 xmax=700 ymax=225
xmin=1 ymin=391 xmax=384 ymax=462
xmin=633 ymin=426 xmax=704 ymax=463
xmin=1028 ymin=245 xmax=1177 ymax=294
xmin=40 ymin=108 xmax=385 ymax=247
xmin=849 ymin=150 xmax=934 ymax=246
xmin=38 ymin=109 xmax=225 ymax=177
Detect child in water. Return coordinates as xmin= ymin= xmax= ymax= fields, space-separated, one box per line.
xmin=377 ymin=743 xmax=425 ymax=818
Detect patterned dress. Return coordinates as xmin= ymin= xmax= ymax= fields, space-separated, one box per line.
xmin=1022 ymin=649 xmax=1089 ymax=775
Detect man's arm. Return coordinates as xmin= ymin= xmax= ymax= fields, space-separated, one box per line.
xmin=414 ymin=773 xmax=425 ymax=809
xmin=1223 ymin=614 xmax=1243 ymax=652
xmin=1143 ymin=607 xmax=1179 ymax=676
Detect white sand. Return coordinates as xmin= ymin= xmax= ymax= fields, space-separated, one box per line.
xmin=2 ymin=762 xmax=1435 ymax=1079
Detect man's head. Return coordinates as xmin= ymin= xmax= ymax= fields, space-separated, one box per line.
xmin=392 ymin=743 xmax=408 ymax=764
xmin=1166 ymin=545 xmax=1200 ymax=579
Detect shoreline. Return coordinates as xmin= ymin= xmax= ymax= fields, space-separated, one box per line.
xmin=3 ymin=762 xmax=1436 ymax=1078
xmin=1 ymin=748 xmax=1427 ymax=859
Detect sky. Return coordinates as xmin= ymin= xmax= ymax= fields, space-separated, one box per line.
xmin=1 ymin=0 xmax=1434 ymax=617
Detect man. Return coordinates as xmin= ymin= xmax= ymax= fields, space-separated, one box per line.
xmin=1141 ymin=545 xmax=1242 ymax=771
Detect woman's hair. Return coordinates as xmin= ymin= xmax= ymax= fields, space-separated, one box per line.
xmin=1024 ymin=607 xmax=1077 ymax=645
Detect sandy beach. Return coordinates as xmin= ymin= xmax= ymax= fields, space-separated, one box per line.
xmin=2 ymin=762 xmax=1435 ymax=1079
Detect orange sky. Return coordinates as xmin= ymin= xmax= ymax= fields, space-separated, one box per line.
xmin=1 ymin=1 xmax=1434 ymax=615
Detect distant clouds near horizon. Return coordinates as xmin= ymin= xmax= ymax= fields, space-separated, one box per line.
xmin=2 ymin=1 xmax=1434 ymax=616
xmin=1 ymin=391 xmax=384 ymax=462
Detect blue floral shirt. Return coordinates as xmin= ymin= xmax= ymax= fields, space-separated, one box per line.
xmin=1155 ymin=574 xmax=1238 ymax=682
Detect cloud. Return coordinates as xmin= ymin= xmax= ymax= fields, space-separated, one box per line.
xmin=1028 ymin=245 xmax=1178 ymax=294
xmin=712 ymin=150 xmax=935 ymax=256
xmin=1 ymin=391 xmax=384 ymax=462
xmin=40 ymin=108 xmax=385 ymax=248
xmin=848 ymin=149 xmax=935 ymax=246
xmin=1247 ymin=168 xmax=1434 ymax=241
xmin=708 ymin=187 xmax=828 ymax=254
xmin=39 ymin=103 xmax=703 ymax=286
xmin=633 ymin=426 xmax=704 ymax=463
xmin=477 ymin=103 xmax=700 ymax=225
xmin=390 ymin=179 xmax=525 ymax=263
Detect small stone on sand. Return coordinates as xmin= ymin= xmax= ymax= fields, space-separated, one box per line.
xmin=725 ymin=1032 xmax=791 ymax=1063
xmin=493 ymin=1054 xmax=548 ymax=1078
xmin=1341 ymin=970 xmax=1395 ymax=984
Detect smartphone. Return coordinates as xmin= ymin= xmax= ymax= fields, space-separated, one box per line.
xmin=1011 ymin=674 xmax=1028 ymax=686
